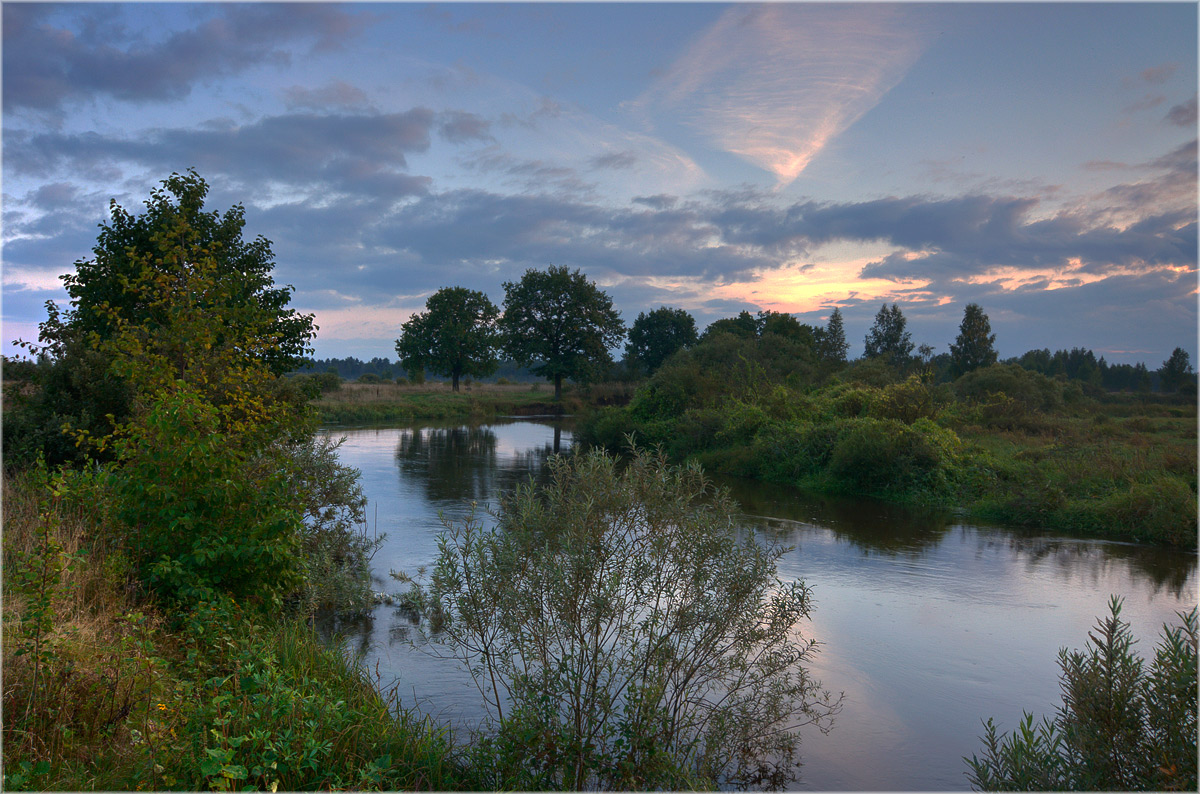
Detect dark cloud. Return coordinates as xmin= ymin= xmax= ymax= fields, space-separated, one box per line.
xmin=283 ymin=81 xmax=371 ymax=111
xmin=2 ymin=4 xmax=373 ymax=113
xmin=435 ymin=111 xmax=493 ymax=143
xmin=632 ymin=194 xmax=678 ymax=210
xmin=1166 ymin=95 xmax=1198 ymax=127
xmin=588 ymin=151 xmax=639 ymax=170
xmin=8 ymin=111 xmax=438 ymax=199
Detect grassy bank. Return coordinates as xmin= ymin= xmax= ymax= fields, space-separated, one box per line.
xmin=579 ymin=358 xmax=1197 ymax=549
xmin=311 ymin=380 xmax=633 ymax=424
xmin=1 ymin=468 xmax=469 ymax=791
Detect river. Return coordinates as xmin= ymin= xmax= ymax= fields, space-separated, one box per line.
xmin=320 ymin=418 xmax=1197 ymax=791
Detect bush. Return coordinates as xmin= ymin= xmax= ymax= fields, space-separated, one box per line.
xmin=827 ymin=417 xmax=960 ymax=498
xmin=966 ymin=597 xmax=1197 ymax=791
xmin=108 ymin=390 xmax=304 ymax=608
xmin=956 ymin=364 xmax=1062 ymax=412
xmin=356 ymin=373 xmax=381 ymax=384
xmin=397 ymin=446 xmax=841 ymax=790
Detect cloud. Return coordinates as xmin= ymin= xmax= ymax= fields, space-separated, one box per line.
xmin=7 ymin=111 xmax=440 ymax=199
xmin=1166 ymin=95 xmax=1197 ymax=127
xmin=1140 ymin=64 xmax=1178 ymax=84
xmin=435 ymin=110 xmax=493 ymax=143
xmin=589 ymin=151 xmax=639 ymax=171
xmin=283 ymin=81 xmax=371 ymax=111
xmin=2 ymin=3 xmax=373 ymax=113
xmin=635 ymin=4 xmax=930 ymax=185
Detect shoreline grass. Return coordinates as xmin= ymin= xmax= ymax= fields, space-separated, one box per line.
xmin=311 ymin=380 xmax=633 ymax=424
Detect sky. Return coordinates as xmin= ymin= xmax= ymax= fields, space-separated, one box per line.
xmin=3 ymin=2 xmax=1197 ymax=365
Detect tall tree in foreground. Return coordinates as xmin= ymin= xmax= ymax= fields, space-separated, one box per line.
xmin=396 ymin=287 xmax=500 ymax=392
xmin=500 ymin=266 xmax=625 ymax=400
xmin=863 ymin=303 xmax=915 ymax=369
xmin=949 ymin=303 xmax=998 ymax=377
xmin=625 ymin=306 xmax=698 ymax=374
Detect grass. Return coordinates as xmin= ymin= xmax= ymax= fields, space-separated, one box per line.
xmin=1 ymin=468 xmax=469 ymax=791
xmin=313 ymin=380 xmax=634 ymax=424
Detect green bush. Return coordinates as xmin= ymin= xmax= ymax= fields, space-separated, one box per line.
xmin=966 ymin=597 xmax=1197 ymax=791
xmin=827 ymin=417 xmax=960 ymax=498
xmin=108 ymin=390 xmax=303 ymax=608
xmin=956 ymin=364 xmax=1062 ymax=412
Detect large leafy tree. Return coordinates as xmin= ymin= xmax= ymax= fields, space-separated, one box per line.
xmin=949 ymin=303 xmax=998 ymax=377
xmin=396 ymin=287 xmax=500 ymax=392
xmin=625 ymin=306 xmax=697 ymax=375
xmin=10 ymin=171 xmax=316 ymax=464
xmin=863 ymin=303 xmax=915 ymax=369
xmin=500 ymin=266 xmax=625 ymax=400
xmin=54 ymin=169 xmax=314 ymax=375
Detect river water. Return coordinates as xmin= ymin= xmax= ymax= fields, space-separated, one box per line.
xmin=321 ymin=418 xmax=1197 ymax=791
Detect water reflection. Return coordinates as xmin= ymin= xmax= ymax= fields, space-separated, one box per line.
xmin=719 ymin=474 xmax=957 ymax=556
xmin=395 ymin=424 xmax=563 ymax=505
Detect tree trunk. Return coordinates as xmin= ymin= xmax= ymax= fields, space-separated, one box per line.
xmin=554 ymin=374 xmax=562 ymax=401
xmin=452 ymin=372 xmax=460 ymax=392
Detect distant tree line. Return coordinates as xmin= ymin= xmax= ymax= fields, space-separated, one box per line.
xmin=287 ymin=267 xmax=1194 ymax=399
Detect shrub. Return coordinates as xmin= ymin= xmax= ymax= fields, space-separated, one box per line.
xmin=966 ymin=597 xmax=1197 ymax=791
xmin=108 ymin=390 xmax=303 ymax=608
xmin=397 ymin=446 xmax=841 ymax=790
xmin=356 ymin=373 xmax=381 ymax=384
xmin=827 ymin=417 xmax=960 ymax=498
xmin=956 ymin=364 xmax=1062 ymax=412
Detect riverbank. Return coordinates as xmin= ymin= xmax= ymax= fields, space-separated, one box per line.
xmin=578 ymin=367 xmax=1198 ymax=549
xmin=1 ymin=468 xmax=474 ymax=792
xmin=311 ymin=380 xmax=634 ymax=424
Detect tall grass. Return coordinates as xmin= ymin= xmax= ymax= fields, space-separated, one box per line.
xmin=2 ymin=468 xmax=469 ymax=791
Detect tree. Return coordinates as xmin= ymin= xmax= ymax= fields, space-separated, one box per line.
xmin=966 ymin=597 xmax=1197 ymax=791
xmin=55 ymin=169 xmax=314 ymax=376
xmin=701 ymin=310 xmax=759 ymax=341
xmin=500 ymin=266 xmax=625 ymax=400
xmin=1158 ymin=347 xmax=1195 ymax=394
xmin=815 ymin=307 xmax=849 ymax=365
xmin=863 ymin=303 xmax=915 ymax=369
xmin=625 ymin=306 xmax=697 ymax=375
xmin=397 ymin=446 xmax=841 ymax=790
xmin=949 ymin=303 xmax=998 ymax=377
xmin=396 ymin=287 xmax=500 ymax=392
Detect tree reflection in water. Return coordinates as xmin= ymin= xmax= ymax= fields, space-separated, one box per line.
xmin=395 ymin=423 xmax=563 ymax=506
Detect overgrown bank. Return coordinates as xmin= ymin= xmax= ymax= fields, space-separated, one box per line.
xmin=578 ymin=335 xmax=1197 ymax=549
xmin=303 ymin=379 xmax=634 ymax=424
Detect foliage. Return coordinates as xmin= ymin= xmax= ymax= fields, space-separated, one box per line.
xmin=950 ymin=303 xmax=998 ymax=376
xmin=966 ymin=597 xmax=1197 ymax=791
xmin=863 ymin=303 xmax=915 ymax=370
xmin=106 ymin=388 xmax=304 ymax=609
xmin=624 ymin=306 xmax=698 ymax=374
xmin=397 ymin=446 xmax=841 ymax=790
xmin=396 ymin=286 xmax=501 ymax=392
xmin=500 ymin=265 xmax=625 ymax=400
xmin=815 ymin=307 xmax=850 ymax=365
xmin=955 ymin=363 xmax=1063 ymax=412
xmin=54 ymin=169 xmax=314 ymax=376
xmin=284 ymin=434 xmax=382 ymax=616
xmin=1158 ymin=347 xmax=1195 ymax=394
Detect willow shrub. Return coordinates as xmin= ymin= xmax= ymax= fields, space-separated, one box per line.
xmin=966 ymin=597 xmax=1197 ymax=791
xmin=396 ymin=446 xmax=842 ymax=790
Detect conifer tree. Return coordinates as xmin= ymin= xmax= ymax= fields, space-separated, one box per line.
xmin=949 ymin=303 xmax=998 ymax=377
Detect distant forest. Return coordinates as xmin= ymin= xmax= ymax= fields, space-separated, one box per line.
xmin=297 ymin=345 xmax=1168 ymax=393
